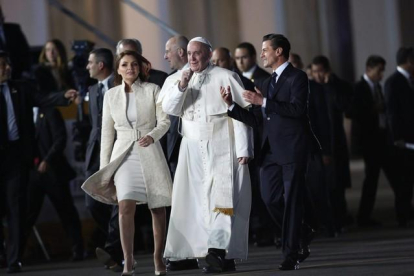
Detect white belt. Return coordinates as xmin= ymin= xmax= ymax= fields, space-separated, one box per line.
xmin=116 ymin=128 xmax=151 ymax=141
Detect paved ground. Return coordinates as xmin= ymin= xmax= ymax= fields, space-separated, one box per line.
xmin=2 ymin=160 xmax=414 ymax=275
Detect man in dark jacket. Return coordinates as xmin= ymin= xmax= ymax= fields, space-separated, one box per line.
xmin=384 ymin=47 xmax=414 ymax=227
xmin=0 ymin=51 xmax=76 ymax=273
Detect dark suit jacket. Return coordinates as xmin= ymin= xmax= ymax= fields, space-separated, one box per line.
xmin=84 ymin=75 xmax=114 ymax=172
xmin=148 ymin=69 xmax=168 ymax=88
xmin=350 ymin=77 xmax=391 ymax=151
xmin=385 ymin=71 xmax=414 ymax=144
xmin=35 ymin=107 xmax=76 ymax=182
xmin=2 ymin=23 xmax=31 ymax=79
xmin=3 ymin=80 xmax=70 ymax=166
xmin=308 ymin=80 xmax=331 ymax=156
xmin=323 ymin=74 xmax=353 ymax=188
xmin=252 ymin=66 xmax=271 ymax=88
xmin=229 ymin=63 xmax=312 ymax=165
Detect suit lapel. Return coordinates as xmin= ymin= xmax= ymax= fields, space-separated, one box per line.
xmin=271 ymin=64 xmax=292 ymax=99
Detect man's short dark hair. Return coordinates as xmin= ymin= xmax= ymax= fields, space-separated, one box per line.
xmin=262 ymin=34 xmax=290 ymax=59
xmin=366 ymin=55 xmax=386 ymax=68
xmin=396 ymin=47 xmax=414 ymax=66
xmin=91 ymin=48 xmax=114 ymax=70
xmin=236 ymin=42 xmax=256 ymax=57
xmin=0 ymin=51 xmax=11 ymax=65
xmin=312 ymin=55 xmax=331 ymax=71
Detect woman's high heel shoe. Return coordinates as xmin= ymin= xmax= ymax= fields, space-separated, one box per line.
xmin=154 ymin=270 xmax=166 ymax=275
xmin=121 ymin=260 xmax=137 ymax=276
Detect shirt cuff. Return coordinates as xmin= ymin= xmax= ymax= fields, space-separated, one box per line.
xmin=178 ymin=83 xmax=187 ymax=92
xmin=262 ymin=97 xmax=267 ymax=108
xmin=228 ymin=103 xmax=235 ymax=111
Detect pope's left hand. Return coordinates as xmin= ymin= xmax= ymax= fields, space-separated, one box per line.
xmin=243 ymin=87 xmax=264 ymax=105
xmin=238 ymin=157 xmax=250 ymax=165
xmin=138 ymin=135 xmax=154 ymax=147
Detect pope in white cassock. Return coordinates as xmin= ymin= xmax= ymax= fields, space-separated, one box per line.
xmin=157 ymin=37 xmax=253 ymax=272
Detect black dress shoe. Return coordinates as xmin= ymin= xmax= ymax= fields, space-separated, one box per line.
xmin=205 ymin=249 xmax=225 ymax=272
xmin=278 ymin=258 xmax=299 ymax=270
xmin=7 ymin=262 xmax=22 ymax=274
xmin=166 ymin=259 xmax=199 ymax=271
xmin=298 ymin=224 xmax=316 ymax=263
xmin=202 ymin=259 xmax=236 ymax=273
xmin=96 ymin=247 xmax=116 ymax=267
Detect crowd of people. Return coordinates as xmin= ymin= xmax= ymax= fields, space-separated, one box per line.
xmin=0 ymin=7 xmax=414 ymax=275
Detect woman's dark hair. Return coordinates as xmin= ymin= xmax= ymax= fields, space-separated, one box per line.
xmin=114 ymin=50 xmax=151 ymax=85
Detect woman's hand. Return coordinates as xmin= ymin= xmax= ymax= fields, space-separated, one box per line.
xmin=138 ymin=135 xmax=154 ymax=147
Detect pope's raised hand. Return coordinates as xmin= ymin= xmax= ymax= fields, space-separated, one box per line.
xmin=179 ymin=69 xmax=194 ymax=90
xmin=220 ymin=85 xmax=233 ymax=106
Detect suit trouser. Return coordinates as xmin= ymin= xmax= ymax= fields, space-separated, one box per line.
xmin=260 ymin=151 xmax=305 ymax=259
xmin=0 ymin=141 xmax=28 ymax=267
xmin=305 ymin=153 xmax=335 ymax=232
xmin=358 ymin=137 xmax=405 ymax=223
xmin=26 ymin=169 xmax=84 ymax=255
xmin=399 ymin=149 xmax=414 ymax=222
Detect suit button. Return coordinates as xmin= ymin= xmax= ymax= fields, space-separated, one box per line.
xmin=267 ymin=117 xmax=270 ymax=120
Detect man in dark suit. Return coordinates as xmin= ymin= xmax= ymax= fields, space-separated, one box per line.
xmin=0 ymin=6 xmax=30 ymax=79
xmin=234 ymin=42 xmax=270 ymax=88
xmin=384 ymin=47 xmax=414 ymax=227
xmin=222 ymin=34 xmax=313 ymax=270
xmin=25 ymin=107 xmax=84 ymax=261
xmin=350 ymin=55 xmax=404 ymax=227
xmin=82 ymin=48 xmax=123 ymax=271
xmin=312 ymin=55 xmax=353 ymax=231
xmin=290 ymin=53 xmax=335 ymax=237
xmin=0 ymin=51 xmax=76 ymax=273
xmin=213 ymin=46 xmax=278 ymax=247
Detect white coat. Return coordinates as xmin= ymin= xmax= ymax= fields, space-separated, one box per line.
xmin=82 ymin=80 xmax=172 ymax=209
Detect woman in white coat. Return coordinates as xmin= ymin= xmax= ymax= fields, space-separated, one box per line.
xmin=82 ymin=50 xmax=172 ymax=275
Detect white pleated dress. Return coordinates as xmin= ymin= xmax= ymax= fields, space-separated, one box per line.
xmin=114 ymin=92 xmax=147 ymax=202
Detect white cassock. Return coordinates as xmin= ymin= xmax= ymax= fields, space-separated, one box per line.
xmin=158 ymin=64 xmax=253 ymax=260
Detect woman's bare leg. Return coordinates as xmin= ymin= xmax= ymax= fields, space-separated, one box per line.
xmin=119 ymin=200 xmax=136 ymax=273
xmin=150 ymin=207 xmax=166 ymax=272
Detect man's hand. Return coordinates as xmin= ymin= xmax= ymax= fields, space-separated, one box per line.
xmin=220 ymin=86 xmax=233 ymax=106
xmin=179 ymin=69 xmax=193 ymax=90
xmin=238 ymin=157 xmax=250 ymax=165
xmin=64 ymin=89 xmax=78 ymax=102
xmin=38 ymin=161 xmax=49 ymax=173
xmin=138 ymin=135 xmax=154 ymax=147
xmin=243 ymin=87 xmax=264 ymax=105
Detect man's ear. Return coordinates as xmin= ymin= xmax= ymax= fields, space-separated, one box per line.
xmin=276 ymin=47 xmax=283 ymax=57
xmin=98 ymin=61 xmax=104 ymax=71
xmin=178 ymin=48 xmax=185 ymax=58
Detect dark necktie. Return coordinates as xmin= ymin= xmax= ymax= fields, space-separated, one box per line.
xmin=97 ymin=83 xmax=104 ymax=113
xmin=0 ymin=84 xmax=8 ymax=145
xmin=268 ymin=72 xmax=278 ymax=98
